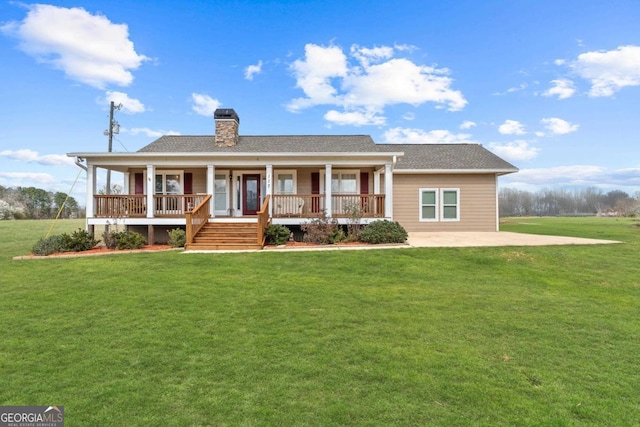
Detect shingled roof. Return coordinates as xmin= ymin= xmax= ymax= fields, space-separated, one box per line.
xmin=138 ymin=135 xmax=378 ymax=153
xmin=137 ymin=135 xmax=517 ymax=172
xmin=376 ymin=144 xmax=517 ymax=171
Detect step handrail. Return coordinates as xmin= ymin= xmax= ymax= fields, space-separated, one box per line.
xmin=185 ymin=194 xmax=211 ymax=244
xmin=256 ymin=195 xmax=271 ymax=246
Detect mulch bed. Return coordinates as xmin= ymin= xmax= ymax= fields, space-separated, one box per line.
xmin=14 ymin=245 xmax=174 ymax=260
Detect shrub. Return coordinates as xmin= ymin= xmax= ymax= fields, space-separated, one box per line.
xmin=360 ymin=220 xmax=408 ymax=244
xmin=31 ymin=229 xmax=99 ymax=255
xmin=104 ymin=230 xmax=147 ymax=250
xmin=301 ymin=211 xmax=342 ymax=244
xmin=67 ymin=229 xmax=100 ymax=252
xmin=32 ymin=235 xmax=69 ymax=256
xmin=167 ymin=228 xmax=186 ymax=248
xmin=264 ymin=224 xmax=291 ymax=245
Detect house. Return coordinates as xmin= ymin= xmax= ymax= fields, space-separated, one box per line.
xmin=67 ymin=108 xmax=518 ymax=249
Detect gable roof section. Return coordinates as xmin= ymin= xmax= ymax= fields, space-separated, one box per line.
xmin=133 ymin=135 xmax=517 ymax=174
xmin=376 ymin=144 xmax=518 ymax=172
xmin=138 ymin=135 xmax=378 ymax=153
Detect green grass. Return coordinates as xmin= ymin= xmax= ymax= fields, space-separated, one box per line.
xmin=1 ymin=218 xmax=639 ymax=425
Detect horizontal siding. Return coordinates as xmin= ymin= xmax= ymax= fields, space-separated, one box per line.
xmin=393 ymin=174 xmax=497 ymax=232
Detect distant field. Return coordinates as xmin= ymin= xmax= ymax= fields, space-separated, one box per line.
xmin=1 ymin=218 xmax=639 ymax=426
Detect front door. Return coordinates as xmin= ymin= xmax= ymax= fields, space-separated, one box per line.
xmin=242 ymin=174 xmax=261 ymax=215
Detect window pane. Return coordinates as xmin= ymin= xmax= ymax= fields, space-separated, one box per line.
xmin=155 ymin=175 xmax=163 ymax=194
xmin=214 ymin=175 xmax=227 ymax=210
xmin=166 ymin=175 xmax=182 ymax=194
xmin=215 ymin=193 xmax=227 ymax=210
xmin=443 ymin=206 xmax=457 ymax=219
xmin=277 ymin=174 xmax=293 ymax=194
xmin=331 ymin=174 xmax=339 ymax=193
xmin=443 ymin=190 xmax=457 ymax=205
xmin=422 ymin=206 xmax=436 ymax=219
xmin=341 ymin=174 xmax=357 ymax=193
xmin=421 ymin=191 xmax=436 ymax=205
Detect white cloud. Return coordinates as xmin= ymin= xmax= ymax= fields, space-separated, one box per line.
xmin=324 ymin=110 xmax=386 ymax=126
xmin=498 ymin=120 xmax=526 ymax=135
xmin=571 ymin=45 xmax=640 ymax=97
xmin=402 ymin=112 xmax=415 ymax=121
xmin=1 ymin=4 xmax=149 ymax=89
xmin=504 ymin=165 xmax=607 ymax=186
xmin=245 ymin=60 xmax=263 ymax=80
xmin=102 ymin=91 xmax=146 ymax=113
xmin=488 ymin=140 xmax=539 ymax=161
xmin=126 ymin=128 xmax=181 ymax=137
xmin=287 ymin=43 xmax=467 ymax=124
xmin=191 ymin=93 xmax=221 ymax=116
xmin=0 ymin=172 xmax=58 ymax=186
xmin=460 ymin=120 xmax=477 ymax=130
xmin=540 ymin=117 xmax=579 ymax=135
xmin=0 ymin=149 xmax=75 ymax=167
xmin=382 ymin=127 xmax=476 ymax=144
xmin=288 ymin=44 xmax=349 ymax=111
xmin=542 ymin=79 xmax=576 ymax=99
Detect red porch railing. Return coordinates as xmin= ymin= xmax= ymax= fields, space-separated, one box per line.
xmin=94 ymin=194 xmax=207 ymax=218
xmin=271 ymin=194 xmax=385 ymax=218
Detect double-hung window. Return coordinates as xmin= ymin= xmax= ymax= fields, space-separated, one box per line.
xmin=440 ymin=189 xmax=460 ymax=221
xmin=420 ymin=189 xmax=438 ymax=221
xmin=419 ymin=188 xmax=460 ymax=221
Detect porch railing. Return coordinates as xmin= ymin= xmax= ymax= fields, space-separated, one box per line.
xmin=94 ymin=195 xmax=146 ymax=218
xmin=272 ymin=194 xmax=385 ymax=218
xmin=257 ymin=195 xmax=271 ymax=245
xmin=94 ymin=194 xmax=207 ymax=218
xmin=186 ymin=194 xmax=211 ymax=245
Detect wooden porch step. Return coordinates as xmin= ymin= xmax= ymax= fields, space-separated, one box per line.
xmin=185 ymin=243 xmax=263 ymax=251
xmin=185 ymin=221 xmax=263 ymax=251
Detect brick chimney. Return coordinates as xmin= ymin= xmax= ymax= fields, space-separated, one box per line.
xmin=214 ymin=108 xmax=240 ymax=147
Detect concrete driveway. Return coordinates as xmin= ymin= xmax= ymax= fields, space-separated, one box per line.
xmin=406 ymin=231 xmax=620 ymax=248
xmin=252 ymin=231 xmax=620 ymax=253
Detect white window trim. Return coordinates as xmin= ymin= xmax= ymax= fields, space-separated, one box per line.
xmin=440 ymin=188 xmax=460 ymax=222
xmin=154 ymin=170 xmax=184 ymax=195
xmin=320 ymin=169 xmax=360 ymax=194
xmin=274 ymin=169 xmax=297 ymax=194
xmin=419 ymin=188 xmax=438 ymax=222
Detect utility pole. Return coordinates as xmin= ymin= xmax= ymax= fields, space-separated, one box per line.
xmin=104 ymin=101 xmax=122 ymax=194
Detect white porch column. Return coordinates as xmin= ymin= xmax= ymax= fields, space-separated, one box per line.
xmin=85 ymin=164 xmax=96 ymax=218
xmin=146 ymin=164 xmax=155 ymax=218
xmin=207 ymin=164 xmax=215 ymax=217
xmin=384 ymin=163 xmax=393 ymax=219
xmin=123 ymin=172 xmax=130 ymax=194
xmin=266 ymin=164 xmax=273 ymax=217
xmin=325 ymin=164 xmax=332 ymax=217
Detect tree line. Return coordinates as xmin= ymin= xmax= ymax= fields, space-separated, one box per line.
xmin=499 ymin=187 xmax=640 ymax=217
xmin=0 ymin=185 xmax=83 ymax=220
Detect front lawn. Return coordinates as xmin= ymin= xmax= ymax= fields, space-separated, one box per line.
xmin=1 ymin=218 xmax=639 ymax=425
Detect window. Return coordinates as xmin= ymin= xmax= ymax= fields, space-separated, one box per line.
xmin=214 ymin=174 xmax=227 ymax=212
xmin=441 ymin=189 xmax=459 ymax=221
xmin=321 ymin=170 xmax=359 ymax=194
xmin=275 ymin=170 xmax=296 ymax=194
xmin=419 ymin=188 xmax=460 ymax=222
xmin=419 ymin=189 xmax=438 ymax=221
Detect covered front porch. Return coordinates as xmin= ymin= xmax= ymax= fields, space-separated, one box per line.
xmin=91 ymin=193 xmax=386 ymax=220
xmin=84 ymin=161 xmax=395 ymax=224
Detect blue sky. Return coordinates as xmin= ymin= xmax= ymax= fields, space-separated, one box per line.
xmin=1 ymin=0 xmax=640 ymax=202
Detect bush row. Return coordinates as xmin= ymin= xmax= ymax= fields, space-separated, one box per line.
xmin=264 ymin=219 xmax=407 ymax=246
xmin=32 ymin=229 xmax=100 ymax=256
